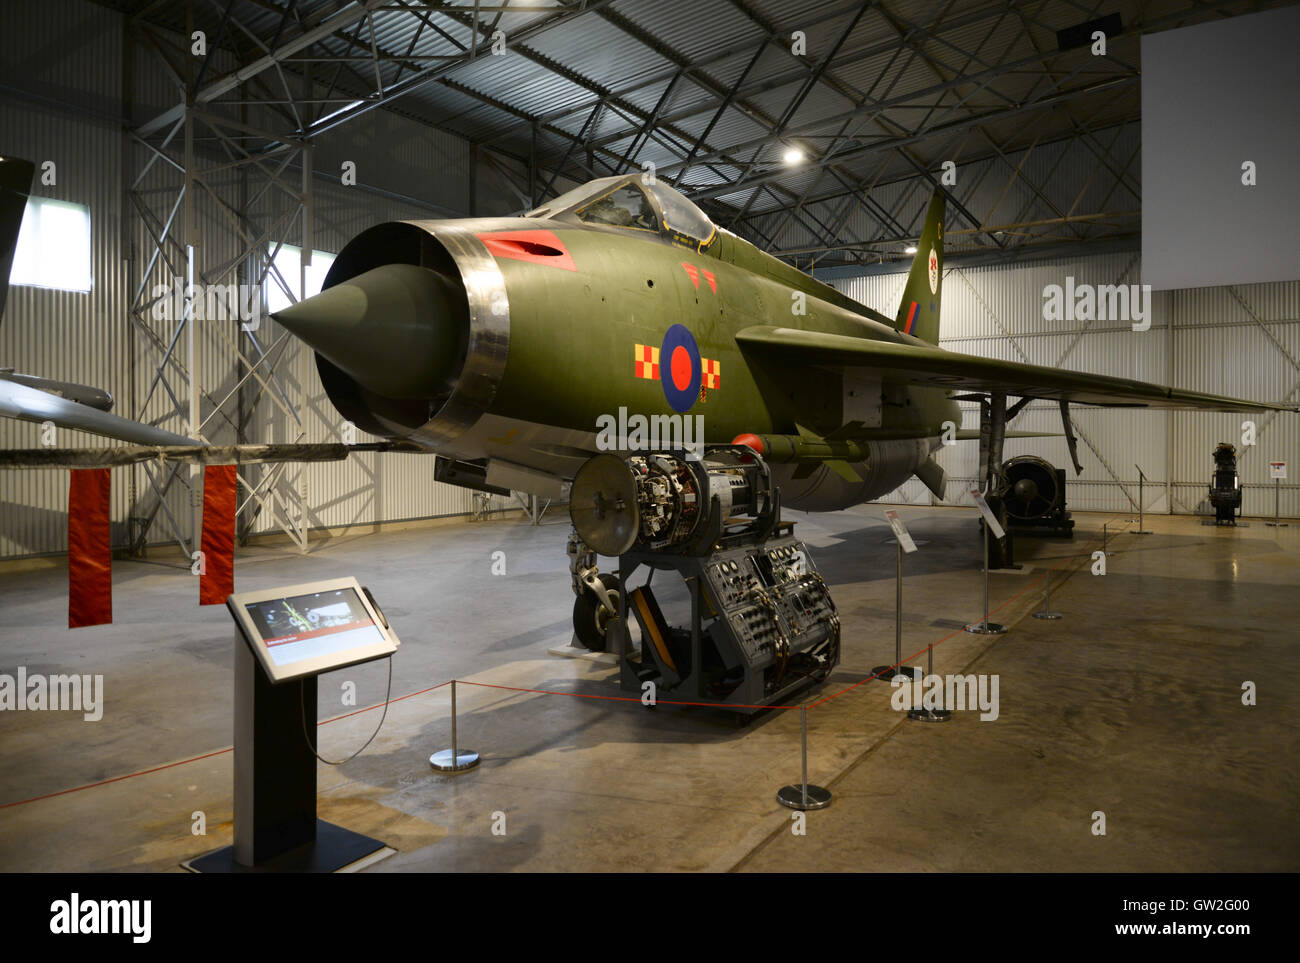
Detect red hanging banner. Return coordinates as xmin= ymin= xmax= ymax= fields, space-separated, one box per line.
xmin=68 ymin=469 xmax=112 ymax=628
xmin=199 ymin=465 xmax=237 ymax=605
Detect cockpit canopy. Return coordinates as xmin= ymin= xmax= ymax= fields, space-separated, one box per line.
xmin=526 ymin=175 xmax=715 ymax=246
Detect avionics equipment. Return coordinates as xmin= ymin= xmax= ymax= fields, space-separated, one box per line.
xmin=1209 ymin=442 xmax=1242 ymax=525
xmin=1002 ymin=455 xmax=1075 ymax=537
xmin=186 ymin=577 xmax=398 ymax=872
xmin=569 ymin=447 xmax=840 ymax=712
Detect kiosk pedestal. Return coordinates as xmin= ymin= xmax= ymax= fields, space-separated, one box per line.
xmin=185 ymin=578 xmax=396 ymax=873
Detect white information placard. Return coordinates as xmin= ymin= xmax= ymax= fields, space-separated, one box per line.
xmin=970 ymin=490 xmax=1006 ymax=540
xmin=884 ymin=510 xmax=918 ymax=554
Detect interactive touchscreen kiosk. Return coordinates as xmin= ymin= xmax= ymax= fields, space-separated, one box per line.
xmin=185 ymin=577 xmax=399 ymax=873
xmin=233 ymin=580 xmax=398 ymax=683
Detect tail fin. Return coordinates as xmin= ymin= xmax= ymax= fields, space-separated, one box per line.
xmin=894 ymin=188 xmax=945 ymax=345
xmin=0 ymin=156 xmax=36 ymax=322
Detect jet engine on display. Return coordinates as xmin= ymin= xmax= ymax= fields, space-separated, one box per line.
xmin=567 ymin=448 xmax=840 ymax=711
xmin=1209 ymin=442 xmax=1242 ymax=525
xmin=1001 ymin=455 xmax=1075 ymax=537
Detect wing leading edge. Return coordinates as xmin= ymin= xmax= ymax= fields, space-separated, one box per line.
xmin=736 ymin=325 xmax=1295 ymax=413
xmin=0 ymin=378 xmax=199 ymax=445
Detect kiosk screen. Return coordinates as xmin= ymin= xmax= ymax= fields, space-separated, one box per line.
xmin=245 ymin=588 xmax=385 ymax=668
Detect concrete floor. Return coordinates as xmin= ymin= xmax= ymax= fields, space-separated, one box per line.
xmin=1 ymin=503 xmax=1297 ymax=872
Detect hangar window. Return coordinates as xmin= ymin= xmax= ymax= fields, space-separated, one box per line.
xmin=9 ymin=197 xmax=92 ymax=293
xmin=575 ymin=184 xmax=659 ymax=232
xmin=266 ymin=243 xmax=337 ymax=314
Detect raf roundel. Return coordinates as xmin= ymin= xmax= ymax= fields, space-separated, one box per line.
xmin=659 ymin=323 xmax=702 ymax=413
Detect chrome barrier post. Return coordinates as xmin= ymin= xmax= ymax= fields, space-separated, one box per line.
xmin=777 ymin=706 xmax=831 ymax=811
xmin=1033 ymin=567 xmax=1063 ymax=621
xmin=430 ymin=680 xmax=480 ymax=773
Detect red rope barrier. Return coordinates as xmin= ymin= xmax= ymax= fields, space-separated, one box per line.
xmin=2 ymin=517 xmax=1129 ymax=812
xmin=0 ymin=679 xmax=455 ymax=811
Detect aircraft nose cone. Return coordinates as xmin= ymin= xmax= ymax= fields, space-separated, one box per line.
xmin=273 ymin=262 xmax=466 ymax=399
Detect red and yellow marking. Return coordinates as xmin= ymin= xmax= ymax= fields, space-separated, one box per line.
xmin=634 ymin=343 xmax=660 ymax=380
xmin=635 ymin=341 xmax=720 ymax=394
xmin=702 ymin=358 xmax=720 ymax=389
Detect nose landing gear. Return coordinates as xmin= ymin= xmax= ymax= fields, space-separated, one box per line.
xmin=568 ymin=532 xmax=621 ymax=652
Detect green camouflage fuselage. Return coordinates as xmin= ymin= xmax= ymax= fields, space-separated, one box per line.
xmin=307 ymin=202 xmax=959 ymax=511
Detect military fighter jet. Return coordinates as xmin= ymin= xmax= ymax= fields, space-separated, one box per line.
xmin=267 ymin=173 xmax=1292 ymax=513
xmin=1 ymin=166 xmax=1291 ymax=495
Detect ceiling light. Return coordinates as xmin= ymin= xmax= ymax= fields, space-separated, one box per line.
xmin=904 ymin=245 xmax=918 ymax=254
xmin=782 ymin=147 xmax=804 ymax=165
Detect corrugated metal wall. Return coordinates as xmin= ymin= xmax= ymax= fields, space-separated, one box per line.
xmin=0 ymin=0 xmax=131 ymax=558
xmin=0 ymin=0 xmax=504 ymax=559
xmin=832 ymin=252 xmax=1300 ymax=517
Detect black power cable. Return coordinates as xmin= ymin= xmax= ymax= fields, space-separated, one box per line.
xmin=299 ymin=656 xmax=394 ymax=766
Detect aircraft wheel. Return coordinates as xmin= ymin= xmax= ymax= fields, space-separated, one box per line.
xmin=573 ymin=574 xmax=621 ymax=652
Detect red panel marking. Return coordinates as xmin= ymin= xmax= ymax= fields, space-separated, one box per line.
xmin=701 ymin=268 xmax=716 ymax=293
xmin=671 ymin=345 xmax=692 ymax=390
xmin=477 ymin=229 xmax=577 ymax=271
xmin=904 ymin=300 xmax=918 ymax=335
xmin=681 ymin=262 xmax=700 ymax=288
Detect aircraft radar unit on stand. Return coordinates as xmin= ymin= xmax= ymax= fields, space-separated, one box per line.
xmin=567 ymin=445 xmax=840 ymax=712
xmin=1209 ymin=442 xmax=1242 ymax=525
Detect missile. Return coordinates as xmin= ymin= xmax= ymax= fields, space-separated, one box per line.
xmin=732 ymin=432 xmax=871 ymax=464
xmin=272 ymin=262 xmax=466 ymax=400
xmin=731 ymin=432 xmax=871 ymax=483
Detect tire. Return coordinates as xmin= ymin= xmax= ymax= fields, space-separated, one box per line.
xmin=573 ymin=573 xmax=621 ymax=652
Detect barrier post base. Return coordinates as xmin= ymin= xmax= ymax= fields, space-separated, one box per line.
xmin=429 ymin=749 xmax=480 ymax=772
xmin=776 ymin=784 xmax=832 ymax=811
xmin=907 ymin=707 xmax=953 ymax=723
xmin=870 ymin=665 xmax=911 ymax=682
xmin=965 ymin=621 xmax=1008 ymax=634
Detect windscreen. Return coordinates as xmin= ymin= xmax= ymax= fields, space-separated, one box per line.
xmin=526 ymin=176 xmax=625 ymax=218
xmin=244 ymin=587 xmax=384 ymax=668
xmin=575 ymin=184 xmax=659 ymax=231
xmin=646 ymin=181 xmax=714 ymax=242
